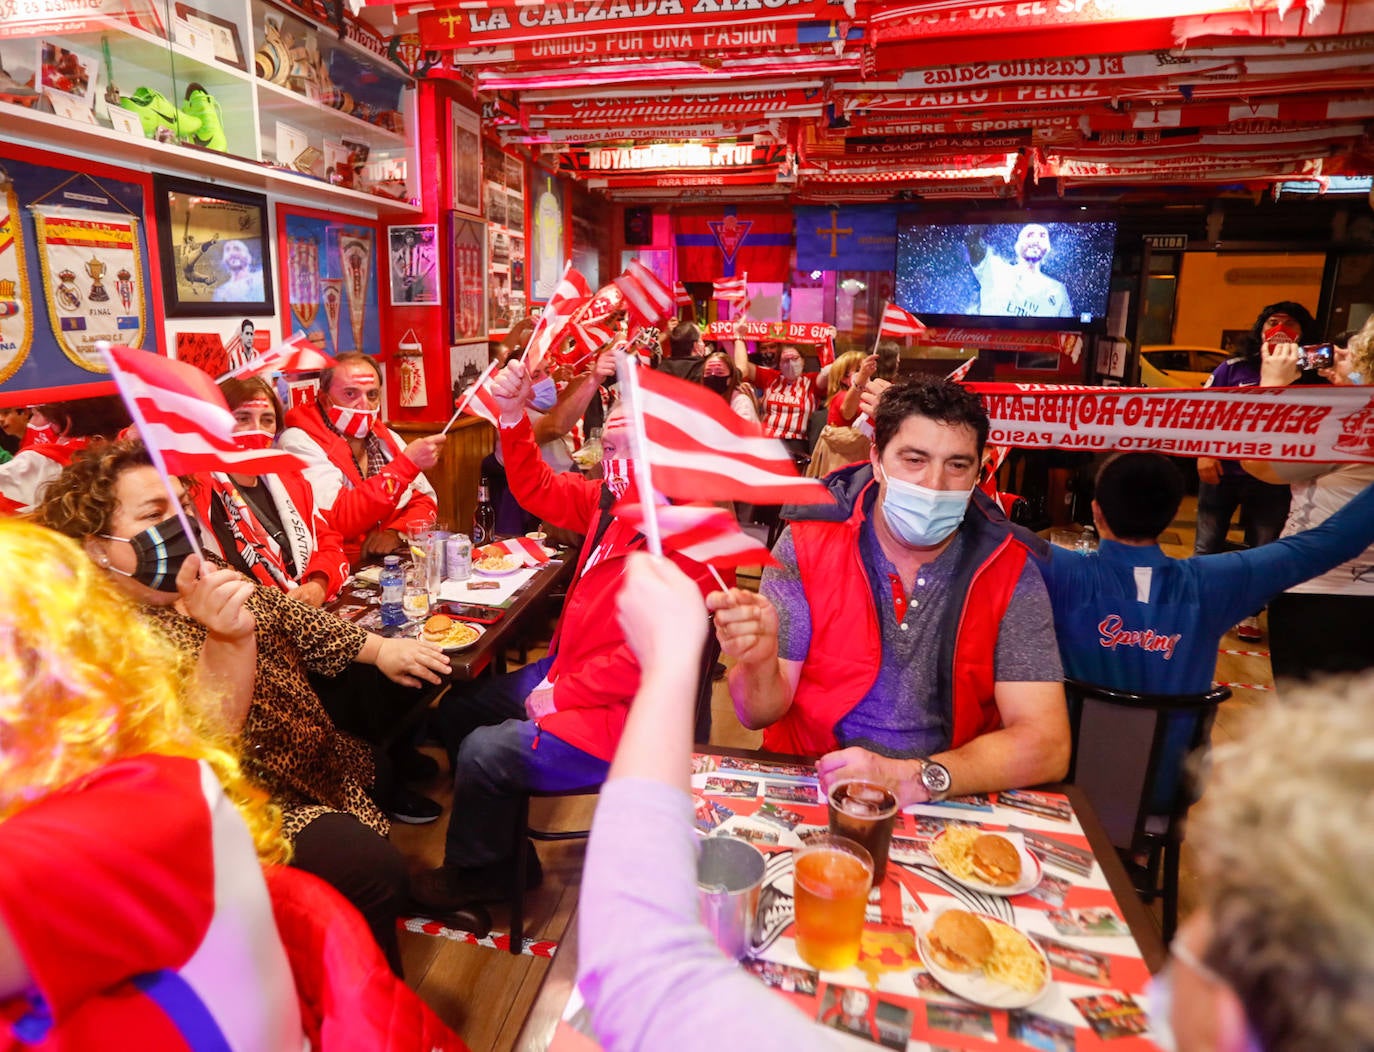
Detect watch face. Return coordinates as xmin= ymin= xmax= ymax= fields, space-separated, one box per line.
xmin=923 ymin=762 xmax=952 ymax=793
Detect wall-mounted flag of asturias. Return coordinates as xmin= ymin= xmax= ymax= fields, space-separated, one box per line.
xmin=794 ymin=205 xmax=898 ymax=273
xmin=675 ymin=208 xmax=792 ymax=283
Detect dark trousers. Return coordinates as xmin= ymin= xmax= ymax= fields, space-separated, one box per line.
xmin=1268 ymin=591 xmax=1374 ymax=683
xmin=1193 ymin=475 xmax=1291 ymax=555
xmin=436 ymin=655 xmax=609 ymax=869
xmin=292 ymin=811 xmax=408 ymax=975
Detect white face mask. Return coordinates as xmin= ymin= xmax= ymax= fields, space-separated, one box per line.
xmin=877 ymin=466 xmax=973 ymax=548
xmin=780 ymin=359 xmax=802 ymax=381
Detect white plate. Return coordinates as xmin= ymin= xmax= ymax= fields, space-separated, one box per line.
xmin=930 ymin=830 xmax=1043 ymax=897
xmin=472 ymin=560 xmax=526 ymax=577
xmin=438 ymin=621 xmax=485 ymax=651
xmin=916 ymin=910 xmax=1051 ymax=1009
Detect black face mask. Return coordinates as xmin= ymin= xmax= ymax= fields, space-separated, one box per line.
xmin=702 ymin=374 xmax=730 ymax=395
xmin=102 ymin=513 xmax=198 ymax=592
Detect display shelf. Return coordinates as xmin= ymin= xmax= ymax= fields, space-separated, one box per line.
xmin=0 ymin=101 xmax=420 ymax=217
xmin=0 ymin=0 xmax=417 ymax=218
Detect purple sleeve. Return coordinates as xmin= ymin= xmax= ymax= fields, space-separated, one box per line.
xmin=578 ymin=780 xmax=841 ymax=1052
xmin=760 ymin=527 xmax=811 ymax=662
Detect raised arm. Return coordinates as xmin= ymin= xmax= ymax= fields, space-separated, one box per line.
xmin=731 ymin=319 xmax=757 ymax=384
xmin=175 ymin=556 xmax=257 ymax=734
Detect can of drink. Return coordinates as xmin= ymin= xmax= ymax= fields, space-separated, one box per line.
xmin=445 ymin=533 xmax=473 ymax=581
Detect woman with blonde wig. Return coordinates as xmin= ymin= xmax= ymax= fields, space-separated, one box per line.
xmin=0 ymin=519 xmax=304 ymax=1049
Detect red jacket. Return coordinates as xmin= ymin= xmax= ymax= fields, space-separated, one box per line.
xmin=280 ymin=402 xmax=438 ymax=567
xmin=190 ymin=470 xmax=351 ymax=600
xmin=500 ymin=415 xmax=715 ymax=761
xmin=765 ymin=466 xmax=1028 ymax=757
xmin=263 ymin=866 xmax=468 ymax=1052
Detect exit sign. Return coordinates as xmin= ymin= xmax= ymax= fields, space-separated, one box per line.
xmin=1143 ymin=234 xmax=1188 ymax=250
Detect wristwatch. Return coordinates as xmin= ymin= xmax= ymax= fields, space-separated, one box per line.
xmin=918 ymin=758 xmax=952 ymax=802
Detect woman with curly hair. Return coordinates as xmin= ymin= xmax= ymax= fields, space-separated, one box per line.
xmin=35 ymin=440 xmax=452 ymax=973
xmin=0 ymin=519 xmax=304 ymax=1048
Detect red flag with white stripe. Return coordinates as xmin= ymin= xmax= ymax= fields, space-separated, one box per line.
xmin=712 ymin=275 xmax=749 ymax=303
xmin=457 ymin=377 xmax=501 ymax=427
xmin=567 ymin=318 xmax=618 ymax=362
xmin=633 ymin=366 xmax=832 ymax=506
xmin=614 ymin=501 xmax=778 ymax=568
xmin=673 ymin=281 xmax=692 ymax=308
xmin=613 ymin=261 xmax=676 ymax=333
xmin=525 ymin=265 xmax=592 ymax=373
xmin=880 ymin=303 xmax=927 ymax=338
xmin=223 ymin=332 xmax=335 ymax=380
xmin=105 ymin=346 xmax=306 ymax=476
xmin=946 ymin=355 xmax=977 ymax=383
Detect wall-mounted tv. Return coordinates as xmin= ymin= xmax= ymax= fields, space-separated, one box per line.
xmin=895 ymin=213 xmax=1118 ymax=331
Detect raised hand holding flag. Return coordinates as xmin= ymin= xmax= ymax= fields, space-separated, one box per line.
xmin=524 ymin=263 xmax=592 ymax=373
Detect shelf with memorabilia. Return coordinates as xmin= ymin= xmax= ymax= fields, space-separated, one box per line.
xmin=0 ymin=0 xmax=417 ymax=214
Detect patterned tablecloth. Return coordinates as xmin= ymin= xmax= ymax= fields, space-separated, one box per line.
xmin=557 ymin=755 xmax=1164 ymax=1052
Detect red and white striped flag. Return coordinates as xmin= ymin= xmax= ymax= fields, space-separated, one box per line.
xmin=105 ymin=346 xmax=305 ymax=476
xmin=712 ymin=275 xmax=748 ymax=303
xmin=614 ymin=501 xmax=778 ymax=569
xmin=568 ymin=318 xmax=618 ymax=362
xmin=946 ymin=355 xmax=977 ymax=383
xmin=673 ymin=281 xmax=692 ymax=309
xmin=632 ymin=365 xmax=832 ymax=506
xmin=613 ymin=261 xmax=676 ymax=333
xmin=580 ymin=283 xmax=621 ymax=324
xmin=222 ymin=332 xmax=335 ymax=380
xmin=525 ymin=265 xmax=592 ymax=373
xmin=879 ymin=303 xmax=927 ymax=339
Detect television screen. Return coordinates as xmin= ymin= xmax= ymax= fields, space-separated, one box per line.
xmin=895 ymin=217 xmax=1117 ymax=329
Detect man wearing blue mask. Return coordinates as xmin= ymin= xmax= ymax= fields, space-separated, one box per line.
xmin=709 ymin=378 xmax=1069 ymax=806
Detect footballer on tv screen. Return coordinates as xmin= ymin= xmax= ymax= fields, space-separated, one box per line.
xmin=895 ymin=217 xmax=1117 ymax=328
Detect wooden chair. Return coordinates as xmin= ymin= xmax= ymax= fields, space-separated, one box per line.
xmin=1063 ymin=678 xmax=1231 ymax=942
xmin=506 ymin=631 xmax=722 ymax=954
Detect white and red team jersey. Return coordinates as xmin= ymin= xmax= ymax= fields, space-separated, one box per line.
xmin=754 ymin=367 xmax=823 ymax=442
xmin=0 ymin=755 xmax=305 ymax=1052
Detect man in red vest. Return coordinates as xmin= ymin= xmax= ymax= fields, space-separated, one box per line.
xmin=708 ymin=379 xmax=1069 ymax=806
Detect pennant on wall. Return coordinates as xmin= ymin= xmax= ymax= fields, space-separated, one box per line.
xmin=675 ymin=207 xmax=792 ymax=282
xmin=339 ymin=230 xmax=373 ymax=352
xmin=0 ymin=176 xmax=33 ymax=385
xmin=32 ymin=206 xmax=145 ymax=374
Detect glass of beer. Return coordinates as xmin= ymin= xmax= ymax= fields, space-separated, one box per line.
xmin=791 ymin=835 xmax=873 ymax=971
xmin=827 ymin=779 xmax=899 ymax=883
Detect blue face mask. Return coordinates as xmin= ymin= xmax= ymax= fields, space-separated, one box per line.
xmin=877 ymin=467 xmax=972 ymax=548
xmin=530 ymin=376 xmax=558 ymax=412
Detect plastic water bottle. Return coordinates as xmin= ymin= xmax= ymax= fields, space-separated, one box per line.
xmin=380 ymin=555 xmax=406 ymax=629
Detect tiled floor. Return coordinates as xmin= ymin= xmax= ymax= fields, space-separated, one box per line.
xmin=394 ymin=496 xmax=1270 ymax=1049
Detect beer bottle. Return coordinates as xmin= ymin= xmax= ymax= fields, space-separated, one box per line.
xmin=472 ymin=476 xmax=496 ymax=546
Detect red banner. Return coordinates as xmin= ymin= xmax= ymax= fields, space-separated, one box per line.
xmin=526 ymin=89 xmax=820 ymax=125
xmin=588 ymin=170 xmax=790 ymax=189
xmin=917 ymin=329 xmax=1083 ymax=361
xmin=675 ymin=209 xmax=793 ymax=282
xmin=967 ymin=383 xmax=1374 ymax=463
xmin=418 ymin=0 xmax=832 ymax=49
xmin=431 ymin=20 xmax=854 ymax=58
xmin=869 ymin=1 xmax=1272 ymax=43
xmin=704 ymin=320 xmax=836 ymax=344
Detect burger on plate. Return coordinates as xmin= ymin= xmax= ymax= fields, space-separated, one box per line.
xmin=422 ymin=614 xmax=454 ymax=644
xmin=970 ymin=833 xmax=1022 ymax=887
xmin=926 ymin=910 xmax=994 ymax=974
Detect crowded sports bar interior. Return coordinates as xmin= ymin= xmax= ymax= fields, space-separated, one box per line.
xmin=2 ymin=1 xmax=1374 ymax=1049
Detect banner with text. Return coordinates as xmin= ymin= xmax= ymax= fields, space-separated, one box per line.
xmin=704 ymin=319 xmax=836 ymax=345
xmin=966 ymin=383 xmax=1374 ymax=463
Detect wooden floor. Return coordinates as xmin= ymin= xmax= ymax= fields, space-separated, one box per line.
xmin=391 ymin=496 xmax=1271 ymax=1050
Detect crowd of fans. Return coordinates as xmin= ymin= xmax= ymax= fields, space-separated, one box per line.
xmin=1 ymin=302 xmax=1372 ymax=1050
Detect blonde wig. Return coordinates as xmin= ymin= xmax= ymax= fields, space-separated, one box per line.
xmin=0 ymin=519 xmax=287 ymax=863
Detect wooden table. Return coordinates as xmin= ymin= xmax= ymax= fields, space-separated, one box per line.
xmin=515 ymin=746 xmax=1167 ymax=1052
xmin=330 ymin=554 xmax=575 ymax=682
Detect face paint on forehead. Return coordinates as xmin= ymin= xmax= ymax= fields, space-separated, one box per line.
xmin=236 ymin=398 xmax=272 ymax=410
xmin=342 ymin=368 xmax=380 ymax=387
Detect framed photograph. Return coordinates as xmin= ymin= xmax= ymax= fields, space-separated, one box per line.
xmin=174 ymin=3 xmax=247 ymax=70
xmin=450 ymin=101 xmax=482 ymax=214
xmin=529 ymin=173 xmax=565 ymax=301
xmin=484 ymin=181 xmax=506 ymax=227
xmin=449 ymin=214 xmax=487 ymax=342
xmin=154 ymin=175 xmax=273 ymax=317
xmin=506 ymin=188 xmax=525 ymax=236
xmin=448 ymin=341 xmax=488 ymax=405
xmin=387 ymin=223 xmax=440 ymax=305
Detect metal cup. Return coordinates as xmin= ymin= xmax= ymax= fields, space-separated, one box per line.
xmin=696 ymin=836 xmax=766 ymax=960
